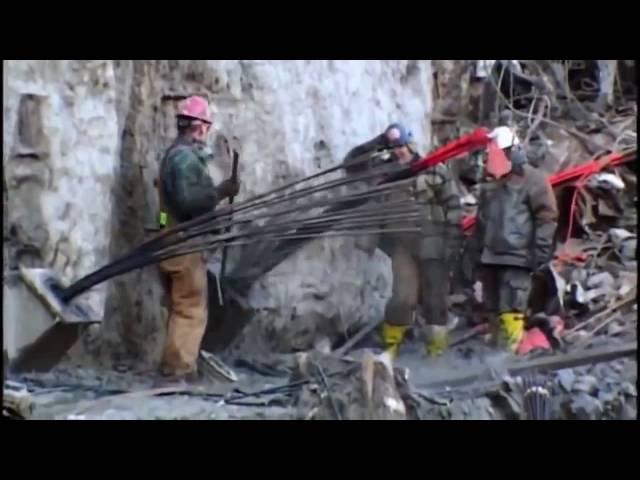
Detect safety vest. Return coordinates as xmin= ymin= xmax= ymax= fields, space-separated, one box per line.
xmin=157 ymin=137 xmax=215 ymax=228
xmin=157 ymin=141 xmax=183 ymax=229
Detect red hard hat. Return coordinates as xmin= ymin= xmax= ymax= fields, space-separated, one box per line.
xmin=177 ymin=95 xmax=212 ymax=124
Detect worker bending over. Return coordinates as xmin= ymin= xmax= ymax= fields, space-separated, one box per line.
xmin=343 ymin=124 xmax=463 ymax=358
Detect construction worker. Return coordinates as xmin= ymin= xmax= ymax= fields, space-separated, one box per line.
xmin=343 ymin=124 xmax=463 ymax=358
xmin=470 ymin=126 xmax=558 ymax=352
xmin=156 ymin=95 xmax=240 ymax=382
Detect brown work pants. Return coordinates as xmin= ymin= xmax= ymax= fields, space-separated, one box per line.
xmin=384 ymin=246 xmax=449 ymax=327
xmin=159 ymin=252 xmax=207 ymax=376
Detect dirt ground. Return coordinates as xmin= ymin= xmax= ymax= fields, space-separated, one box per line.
xmin=10 ymin=327 xmax=636 ymax=420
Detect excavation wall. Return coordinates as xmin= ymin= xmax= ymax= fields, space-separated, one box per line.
xmin=3 ymin=60 xmax=433 ymax=367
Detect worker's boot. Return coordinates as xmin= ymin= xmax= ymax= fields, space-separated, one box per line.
xmin=496 ymin=312 xmax=525 ymax=353
xmin=154 ymin=364 xmax=202 ymax=388
xmin=424 ymin=325 xmax=448 ymax=358
xmin=381 ymin=323 xmax=408 ymax=358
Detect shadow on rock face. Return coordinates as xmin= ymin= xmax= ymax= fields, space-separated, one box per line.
xmin=201 ymin=272 xmax=252 ymax=353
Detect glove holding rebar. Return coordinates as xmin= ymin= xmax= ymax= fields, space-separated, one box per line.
xmin=342 ymin=134 xmax=388 ymax=175
xmin=217 ymin=178 xmax=240 ymax=199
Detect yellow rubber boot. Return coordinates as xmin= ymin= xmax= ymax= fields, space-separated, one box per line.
xmin=497 ymin=312 xmax=525 ymax=352
xmin=425 ymin=325 xmax=448 ymax=358
xmin=381 ymin=323 xmax=408 ymax=358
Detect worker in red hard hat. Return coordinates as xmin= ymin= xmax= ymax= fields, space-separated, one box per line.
xmin=156 ymin=95 xmax=240 ymax=383
xmin=469 ymin=125 xmax=558 ymax=352
xmin=342 ymin=123 xmax=463 ymax=358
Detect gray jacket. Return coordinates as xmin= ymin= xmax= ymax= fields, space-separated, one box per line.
xmin=472 ymin=164 xmax=558 ymax=269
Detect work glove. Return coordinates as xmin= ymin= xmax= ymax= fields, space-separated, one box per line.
xmin=217 ymin=178 xmax=240 ymax=199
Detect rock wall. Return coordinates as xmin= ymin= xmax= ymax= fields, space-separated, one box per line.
xmin=3 ymin=60 xmax=433 ymax=368
xmin=3 ymin=60 xmax=120 ymax=321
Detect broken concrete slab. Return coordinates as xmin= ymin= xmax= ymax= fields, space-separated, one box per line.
xmin=620 ymin=382 xmax=637 ymax=398
xmin=586 ymin=271 xmax=615 ymax=290
xmin=556 ymin=369 xmax=576 ymax=393
xmin=613 ymin=232 xmax=637 ymax=262
xmin=609 ymin=227 xmax=635 ymax=245
xmin=570 ymin=393 xmax=604 ymax=420
xmin=572 ymin=375 xmax=599 ymax=395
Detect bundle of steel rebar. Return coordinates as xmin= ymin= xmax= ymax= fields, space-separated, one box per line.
xmin=58 ymin=126 xmax=497 ymax=305
xmin=522 ymin=375 xmax=553 ymax=420
xmin=58 ymin=153 xmax=417 ymax=302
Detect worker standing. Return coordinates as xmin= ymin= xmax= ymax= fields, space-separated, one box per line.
xmin=156 ymin=95 xmax=240 ymax=382
xmin=342 ymin=124 xmax=463 ymax=358
xmin=469 ymin=127 xmax=558 ymax=352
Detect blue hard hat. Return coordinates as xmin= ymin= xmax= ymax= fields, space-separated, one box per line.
xmin=384 ymin=123 xmax=414 ymax=147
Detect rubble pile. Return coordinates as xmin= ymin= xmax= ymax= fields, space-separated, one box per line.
xmin=555 ymin=360 xmax=637 ymax=420
xmin=401 ymin=357 xmax=636 ymax=421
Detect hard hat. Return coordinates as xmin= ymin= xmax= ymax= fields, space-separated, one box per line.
xmin=384 ymin=123 xmax=414 ymax=147
xmin=489 ymin=126 xmax=520 ymax=150
xmin=177 ymin=95 xmax=212 ymax=124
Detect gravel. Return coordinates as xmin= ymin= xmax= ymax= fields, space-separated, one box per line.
xmin=570 ymin=393 xmax=604 ymax=420
xmin=556 ymin=369 xmax=576 ymax=393
xmin=572 ymin=375 xmax=599 ymax=394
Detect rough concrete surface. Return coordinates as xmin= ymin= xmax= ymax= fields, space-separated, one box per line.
xmin=3 ymin=60 xmax=433 ymax=369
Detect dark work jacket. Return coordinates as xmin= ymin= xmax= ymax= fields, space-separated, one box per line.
xmin=473 ymin=164 xmax=558 ymax=269
xmin=159 ymin=136 xmax=218 ymax=226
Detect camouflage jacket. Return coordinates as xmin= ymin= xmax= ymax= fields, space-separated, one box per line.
xmin=342 ymin=138 xmax=463 ymax=261
xmin=412 ymin=158 xmax=464 ymax=260
xmin=472 ymin=164 xmax=558 ymax=269
xmin=383 ymin=154 xmax=463 ymax=260
xmin=159 ymin=136 xmax=218 ymax=225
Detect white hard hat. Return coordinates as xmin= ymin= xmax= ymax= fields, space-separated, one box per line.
xmin=489 ymin=126 xmax=520 ymax=150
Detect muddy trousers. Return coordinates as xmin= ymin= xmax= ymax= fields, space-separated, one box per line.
xmin=480 ymin=265 xmax=532 ymax=316
xmin=384 ymin=247 xmax=449 ymax=327
xmin=159 ymin=252 xmax=208 ymax=376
